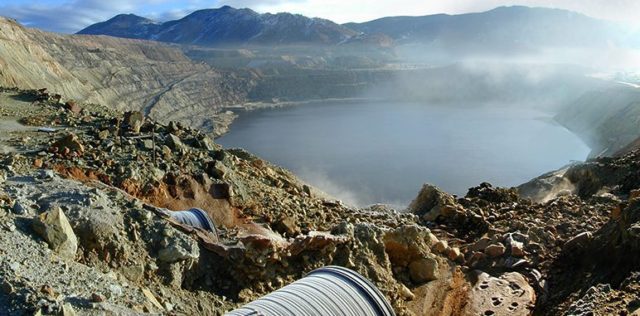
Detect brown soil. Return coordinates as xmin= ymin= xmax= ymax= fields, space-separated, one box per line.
xmin=54 ymin=164 xmax=274 ymax=238
xmin=408 ymin=267 xmax=470 ymax=315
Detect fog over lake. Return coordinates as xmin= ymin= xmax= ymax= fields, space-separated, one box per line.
xmin=218 ymin=101 xmax=590 ymax=207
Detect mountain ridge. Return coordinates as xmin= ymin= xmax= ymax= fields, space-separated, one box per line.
xmin=345 ymin=5 xmax=626 ymax=53
xmin=77 ymin=5 xmax=635 ymax=51
xmin=78 ymin=6 xmax=357 ymax=46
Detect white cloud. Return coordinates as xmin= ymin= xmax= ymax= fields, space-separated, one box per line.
xmin=1 ymin=0 xmax=136 ymax=33
xmin=247 ymin=0 xmax=640 ymax=27
xmin=0 ymin=0 xmax=213 ymax=33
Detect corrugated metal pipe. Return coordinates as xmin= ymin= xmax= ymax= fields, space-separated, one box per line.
xmin=226 ymin=266 xmax=396 ymax=316
xmin=169 ymin=208 xmax=217 ymax=234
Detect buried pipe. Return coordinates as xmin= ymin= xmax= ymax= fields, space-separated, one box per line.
xmin=167 ymin=208 xmax=217 ymax=234
xmin=226 ymin=266 xmax=396 ymax=316
xmin=86 ymin=180 xmax=220 ymax=238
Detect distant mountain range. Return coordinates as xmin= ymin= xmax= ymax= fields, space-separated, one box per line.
xmin=78 ymin=6 xmax=357 ymax=46
xmin=347 ymin=6 xmax=627 ymax=52
xmin=78 ymin=5 xmax=637 ymax=51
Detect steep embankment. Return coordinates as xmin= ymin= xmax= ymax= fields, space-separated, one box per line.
xmin=555 ymin=83 xmax=640 ymax=157
xmin=0 ymin=17 xmax=255 ymax=135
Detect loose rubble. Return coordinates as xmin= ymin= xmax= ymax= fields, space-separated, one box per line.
xmin=1 ymin=87 xmax=640 ymax=315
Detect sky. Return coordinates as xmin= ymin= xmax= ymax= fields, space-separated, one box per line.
xmin=1 ymin=0 xmax=639 ymax=34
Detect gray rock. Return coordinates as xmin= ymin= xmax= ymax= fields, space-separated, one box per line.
xmin=108 ymin=284 xmax=123 ymax=298
xmin=11 ymin=201 xmax=27 ymax=215
xmin=206 ymin=160 xmax=229 ymax=179
xmin=120 ymin=264 xmax=145 ymax=283
xmin=198 ymin=135 xmax=216 ymax=151
xmin=39 ymin=169 xmax=56 ymax=180
xmin=32 ymin=207 xmax=78 ymax=260
xmin=165 ymin=134 xmax=185 ymax=152
xmin=168 ymin=121 xmax=180 ymax=133
xmin=157 ymin=233 xmax=199 ymax=263
xmin=142 ymin=139 xmax=154 ymax=150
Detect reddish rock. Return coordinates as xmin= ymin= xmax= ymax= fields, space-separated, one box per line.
xmin=485 ymin=243 xmax=506 ymax=258
xmin=447 ymin=247 xmax=462 ymax=262
xmin=510 ymin=241 xmax=525 ymax=257
xmin=466 ymin=251 xmax=486 ymax=267
xmin=90 ymin=292 xmax=106 ymax=303
xmin=40 ymin=284 xmax=55 ymax=297
xmin=33 ymin=159 xmax=43 ymax=168
xmin=434 ymin=240 xmax=448 ymax=254
xmin=469 ymin=237 xmax=491 ymax=252
xmin=50 ymin=133 xmax=84 ymax=157
xmin=273 ymin=215 xmax=301 ymax=237
xmin=64 ymin=101 xmax=81 ymax=114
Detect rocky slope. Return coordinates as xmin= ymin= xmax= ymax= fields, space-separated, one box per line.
xmin=78 ymin=6 xmax=357 ymax=46
xmin=555 ymin=83 xmax=640 ymax=157
xmin=2 ymin=85 xmax=640 ymax=315
xmin=0 ymin=17 xmax=256 ymax=136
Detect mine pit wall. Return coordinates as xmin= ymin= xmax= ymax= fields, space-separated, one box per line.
xmin=0 ymin=17 xmax=255 ymax=135
xmin=554 ymin=83 xmax=640 ymax=158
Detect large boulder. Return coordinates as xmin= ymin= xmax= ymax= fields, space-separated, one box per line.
xmin=408 ymin=184 xmax=457 ymax=222
xmin=32 ymin=207 xmax=78 ymax=260
xmin=463 ymin=271 xmax=536 ymax=316
xmin=165 ymin=134 xmax=186 ymax=153
xmin=383 ymin=225 xmax=443 ymax=284
xmin=383 ymin=225 xmax=435 ymax=267
xmin=408 ymin=257 xmax=439 ymax=283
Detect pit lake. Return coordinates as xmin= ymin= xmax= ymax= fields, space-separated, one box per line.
xmin=217 ymin=101 xmax=590 ymax=207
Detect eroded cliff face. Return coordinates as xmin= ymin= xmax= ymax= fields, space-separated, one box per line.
xmin=0 ymin=17 xmax=256 ymax=135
